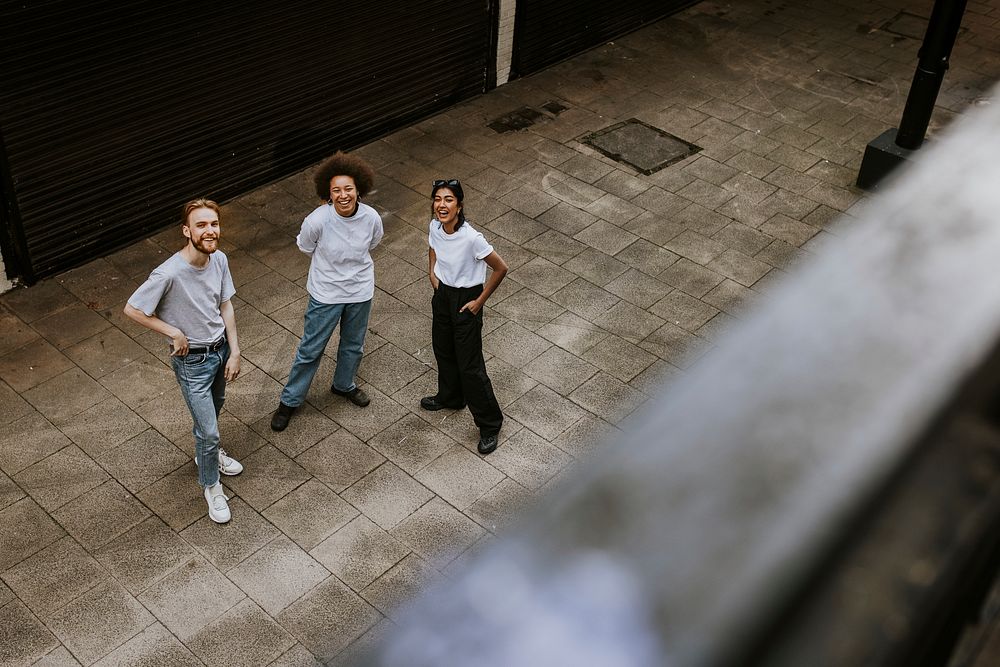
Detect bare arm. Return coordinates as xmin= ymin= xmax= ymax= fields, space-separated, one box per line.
xmin=428 ymin=247 xmax=440 ymax=290
xmin=460 ymin=251 xmax=508 ymax=315
xmin=123 ymin=303 xmax=189 ymax=356
xmin=220 ymin=299 xmax=241 ymax=381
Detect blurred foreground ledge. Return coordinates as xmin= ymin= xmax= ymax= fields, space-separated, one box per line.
xmin=364 ymin=89 xmax=1000 ymax=667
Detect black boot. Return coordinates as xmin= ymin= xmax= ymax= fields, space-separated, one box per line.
xmin=270 ymin=403 xmax=296 ymax=432
xmin=477 ymin=433 xmax=499 ymax=455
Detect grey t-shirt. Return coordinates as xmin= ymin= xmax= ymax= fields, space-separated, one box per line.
xmin=128 ymin=251 xmax=236 ymax=346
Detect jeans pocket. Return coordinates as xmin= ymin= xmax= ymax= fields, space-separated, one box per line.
xmin=182 ymin=352 xmax=209 ymax=365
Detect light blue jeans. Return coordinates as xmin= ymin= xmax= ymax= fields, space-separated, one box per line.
xmin=171 ymin=341 xmax=229 ymax=488
xmin=280 ymin=297 xmax=372 ymax=407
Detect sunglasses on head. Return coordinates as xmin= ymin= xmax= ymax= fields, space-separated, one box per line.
xmin=433 ymin=179 xmax=461 ymax=188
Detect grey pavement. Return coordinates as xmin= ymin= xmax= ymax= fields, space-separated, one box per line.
xmin=3 ymin=0 xmax=1000 ymax=664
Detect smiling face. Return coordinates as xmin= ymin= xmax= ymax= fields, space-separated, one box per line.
xmin=183 ymin=206 xmax=221 ymax=254
xmin=433 ymin=187 xmax=462 ymax=227
xmin=330 ymin=175 xmax=358 ymax=217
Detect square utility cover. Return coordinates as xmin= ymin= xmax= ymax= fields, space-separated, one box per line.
xmin=582 ymin=119 xmax=701 ymax=175
xmin=882 ymin=11 xmax=929 ymax=39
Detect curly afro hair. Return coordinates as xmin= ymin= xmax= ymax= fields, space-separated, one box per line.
xmin=312 ymin=151 xmax=376 ymax=200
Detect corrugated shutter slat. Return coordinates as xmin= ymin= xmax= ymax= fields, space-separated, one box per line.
xmin=512 ymin=0 xmax=698 ymax=76
xmin=0 ymin=0 xmax=490 ymax=279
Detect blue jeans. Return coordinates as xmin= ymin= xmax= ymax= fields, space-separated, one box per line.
xmin=280 ymin=297 xmax=372 ymax=407
xmin=171 ymin=341 xmax=229 ymax=488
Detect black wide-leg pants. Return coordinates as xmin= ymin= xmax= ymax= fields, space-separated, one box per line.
xmin=431 ymin=283 xmax=503 ymax=437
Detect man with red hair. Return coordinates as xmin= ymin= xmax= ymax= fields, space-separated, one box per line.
xmin=124 ymin=198 xmax=244 ymax=524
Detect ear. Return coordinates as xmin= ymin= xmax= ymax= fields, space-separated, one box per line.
xmin=181 ymin=223 xmax=191 ymax=239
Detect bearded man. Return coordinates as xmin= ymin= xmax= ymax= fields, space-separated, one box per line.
xmin=124 ymin=198 xmax=244 ymax=524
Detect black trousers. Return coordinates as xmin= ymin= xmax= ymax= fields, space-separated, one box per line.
xmin=431 ymin=283 xmax=503 ymax=437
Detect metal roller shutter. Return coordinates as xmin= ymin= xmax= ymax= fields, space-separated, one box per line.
xmin=511 ymin=0 xmax=699 ymax=77
xmin=0 ymin=1 xmax=492 ymax=281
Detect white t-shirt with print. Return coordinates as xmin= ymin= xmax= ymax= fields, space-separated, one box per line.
xmin=428 ymin=219 xmax=494 ymax=288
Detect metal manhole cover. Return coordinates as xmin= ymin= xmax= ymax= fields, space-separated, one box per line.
xmin=883 ymin=11 xmax=928 ymax=39
xmin=582 ymin=119 xmax=701 ymax=175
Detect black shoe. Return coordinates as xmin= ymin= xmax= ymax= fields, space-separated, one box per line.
xmin=270 ymin=403 xmax=296 ymax=432
xmin=333 ymin=386 xmax=370 ymax=407
xmin=477 ymin=434 xmax=499 ymax=455
xmin=420 ymin=395 xmax=465 ymax=411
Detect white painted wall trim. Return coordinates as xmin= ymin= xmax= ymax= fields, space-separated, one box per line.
xmin=0 ymin=258 xmax=13 ymax=293
xmin=495 ymin=0 xmax=516 ymax=85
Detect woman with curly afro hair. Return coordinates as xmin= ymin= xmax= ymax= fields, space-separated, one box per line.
xmin=271 ymin=152 xmax=384 ymax=431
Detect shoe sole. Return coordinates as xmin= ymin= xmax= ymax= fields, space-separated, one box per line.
xmin=421 ymin=402 xmax=465 ymax=412
xmin=208 ymin=513 xmax=231 ymax=524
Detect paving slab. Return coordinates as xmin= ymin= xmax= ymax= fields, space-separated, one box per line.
xmin=91 ymin=623 xmax=201 ymax=667
xmin=46 ymin=580 xmax=154 ymax=665
xmin=137 ymin=557 xmax=245 ymax=641
xmin=0 ymin=600 xmax=59 ymax=666
xmin=1 ymin=536 xmax=107 ymax=617
xmin=276 ymin=576 xmax=382 ymax=662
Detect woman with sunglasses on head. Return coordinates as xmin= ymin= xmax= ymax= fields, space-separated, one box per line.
xmin=421 ymin=179 xmax=507 ymax=455
xmin=270 ymin=151 xmax=383 ymax=432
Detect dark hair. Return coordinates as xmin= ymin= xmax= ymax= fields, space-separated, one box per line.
xmin=313 ymin=152 xmax=376 ymax=200
xmin=431 ymin=179 xmax=467 ymax=229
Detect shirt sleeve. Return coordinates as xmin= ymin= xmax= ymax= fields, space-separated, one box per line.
xmin=219 ymin=254 xmax=236 ymax=303
xmin=472 ymin=231 xmax=494 ymax=260
xmin=296 ymin=208 xmax=324 ymax=255
xmin=369 ymin=211 xmax=384 ymax=250
xmin=127 ymin=270 xmax=171 ymax=317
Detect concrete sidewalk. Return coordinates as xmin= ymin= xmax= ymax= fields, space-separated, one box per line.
xmin=3 ymin=0 xmax=999 ymax=664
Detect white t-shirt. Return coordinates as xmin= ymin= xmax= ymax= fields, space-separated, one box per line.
xmin=127 ymin=251 xmax=236 ymax=346
xmin=428 ymin=219 xmax=494 ymax=288
xmin=298 ymin=202 xmax=384 ymax=304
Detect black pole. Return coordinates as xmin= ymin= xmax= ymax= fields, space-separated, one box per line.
xmin=896 ymin=0 xmax=968 ymax=149
xmin=856 ymin=0 xmax=968 ymax=190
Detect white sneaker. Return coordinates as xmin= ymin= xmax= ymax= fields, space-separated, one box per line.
xmin=204 ymin=483 xmax=231 ymax=524
xmin=218 ymin=449 xmax=243 ymax=476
